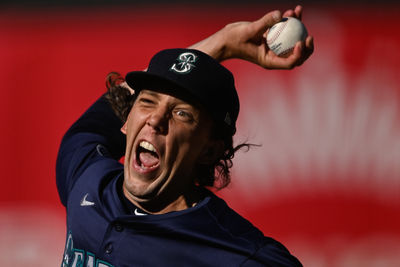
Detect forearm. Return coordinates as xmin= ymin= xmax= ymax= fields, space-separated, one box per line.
xmin=189 ymin=29 xmax=228 ymax=62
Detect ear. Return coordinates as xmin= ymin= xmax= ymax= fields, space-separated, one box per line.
xmin=121 ymin=122 xmax=127 ymax=135
xmin=198 ymin=140 xmax=225 ymax=165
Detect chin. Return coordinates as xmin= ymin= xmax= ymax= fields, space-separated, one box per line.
xmin=123 ymin=172 xmax=164 ymax=201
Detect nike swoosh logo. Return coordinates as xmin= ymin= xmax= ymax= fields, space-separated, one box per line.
xmin=134 ymin=208 xmax=147 ymax=216
xmin=80 ymin=193 xmax=95 ymax=207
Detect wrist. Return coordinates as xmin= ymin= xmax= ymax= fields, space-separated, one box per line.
xmin=189 ymin=28 xmax=228 ymax=62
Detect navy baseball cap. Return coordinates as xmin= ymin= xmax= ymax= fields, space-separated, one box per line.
xmin=125 ymin=48 xmax=239 ymax=135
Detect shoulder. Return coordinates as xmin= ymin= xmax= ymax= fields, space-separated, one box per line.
xmin=205 ymin=192 xmax=265 ymax=242
xmin=57 ymin=141 xmax=123 ymax=207
xmin=241 ymin=237 xmax=303 ymax=266
xmin=66 ymin=157 xmax=125 ymax=218
xmin=206 ymin=192 xmax=302 ymax=266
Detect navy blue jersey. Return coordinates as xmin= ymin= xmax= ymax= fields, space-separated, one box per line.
xmin=56 ymin=95 xmax=302 ymax=267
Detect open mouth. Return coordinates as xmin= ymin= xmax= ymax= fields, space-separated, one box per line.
xmin=136 ymin=141 xmax=160 ymax=171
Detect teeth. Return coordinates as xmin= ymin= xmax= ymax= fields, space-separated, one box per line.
xmin=139 ymin=141 xmax=156 ymax=152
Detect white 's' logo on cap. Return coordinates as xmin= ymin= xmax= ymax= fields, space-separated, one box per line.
xmin=170 ymin=52 xmax=197 ymax=74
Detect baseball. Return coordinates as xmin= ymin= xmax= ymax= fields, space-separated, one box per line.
xmin=266 ymin=17 xmax=308 ymax=57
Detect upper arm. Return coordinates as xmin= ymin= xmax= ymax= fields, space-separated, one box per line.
xmin=56 ymin=95 xmax=126 ymax=206
xmin=241 ymin=238 xmax=303 ymax=267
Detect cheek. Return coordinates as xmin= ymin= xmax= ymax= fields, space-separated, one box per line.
xmin=124 ymin=111 xmax=146 ymax=156
xmin=126 ymin=109 xmax=146 ymax=135
xmin=170 ymin=125 xmax=210 ymax=161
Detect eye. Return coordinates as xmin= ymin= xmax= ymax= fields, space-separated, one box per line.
xmin=140 ymin=97 xmax=152 ymax=103
xmin=176 ymin=110 xmax=189 ymax=117
xmin=138 ymin=96 xmax=155 ymax=106
xmin=174 ymin=109 xmax=193 ymax=122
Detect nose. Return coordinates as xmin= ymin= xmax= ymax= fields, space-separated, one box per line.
xmin=146 ymin=106 xmax=169 ymax=134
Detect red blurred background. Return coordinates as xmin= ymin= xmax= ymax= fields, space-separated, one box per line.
xmin=1 ymin=2 xmax=400 ymax=266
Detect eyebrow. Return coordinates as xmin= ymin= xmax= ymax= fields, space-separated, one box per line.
xmin=140 ymin=90 xmax=160 ymax=98
xmin=141 ymin=90 xmax=188 ymax=105
xmin=140 ymin=89 xmax=201 ymax=111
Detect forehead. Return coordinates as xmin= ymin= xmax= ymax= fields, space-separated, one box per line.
xmin=136 ymin=88 xmax=202 ymax=108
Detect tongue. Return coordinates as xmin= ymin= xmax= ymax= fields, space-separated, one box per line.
xmin=139 ymin=152 xmax=159 ymax=168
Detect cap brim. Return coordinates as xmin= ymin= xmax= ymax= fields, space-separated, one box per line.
xmin=125 ymin=71 xmax=206 ymax=107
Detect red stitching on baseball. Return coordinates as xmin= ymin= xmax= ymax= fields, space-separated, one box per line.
xmin=267 ymin=19 xmax=289 ymax=45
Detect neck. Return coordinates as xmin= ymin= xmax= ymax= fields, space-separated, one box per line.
xmin=122 ymin=185 xmax=202 ymax=215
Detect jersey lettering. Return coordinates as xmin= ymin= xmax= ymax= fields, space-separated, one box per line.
xmin=72 ymin=250 xmax=84 ymax=267
xmin=86 ymin=252 xmax=95 ymax=267
xmin=97 ymin=261 xmax=114 ymax=267
xmin=62 ymin=232 xmax=114 ymax=267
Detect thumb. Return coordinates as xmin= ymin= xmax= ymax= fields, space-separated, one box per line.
xmin=251 ymin=10 xmax=282 ymax=35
